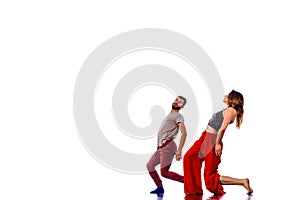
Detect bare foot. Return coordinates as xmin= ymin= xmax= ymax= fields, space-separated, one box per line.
xmin=242 ymin=178 xmax=253 ymax=194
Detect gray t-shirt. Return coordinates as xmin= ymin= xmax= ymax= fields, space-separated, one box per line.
xmin=157 ymin=112 xmax=184 ymax=147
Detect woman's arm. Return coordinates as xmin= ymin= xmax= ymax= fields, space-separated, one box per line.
xmin=215 ymin=107 xmax=236 ymax=156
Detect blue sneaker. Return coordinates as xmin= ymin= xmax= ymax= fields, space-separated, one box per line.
xmin=157 ymin=193 xmax=164 ymax=198
xmin=150 ymin=186 xmax=164 ymax=194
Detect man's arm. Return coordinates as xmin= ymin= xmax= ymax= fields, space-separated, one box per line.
xmin=176 ymin=122 xmax=187 ymax=161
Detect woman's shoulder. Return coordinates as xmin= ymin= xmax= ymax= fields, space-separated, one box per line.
xmin=224 ymin=107 xmax=237 ymax=116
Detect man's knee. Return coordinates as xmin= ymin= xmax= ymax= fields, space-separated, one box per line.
xmin=160 ymin=168 xmax=169 ymax=178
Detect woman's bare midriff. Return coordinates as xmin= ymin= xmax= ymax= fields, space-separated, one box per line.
xmin=205 ymin=125 xmax=217 ymax=134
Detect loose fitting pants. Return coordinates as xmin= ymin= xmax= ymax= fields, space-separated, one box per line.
xmin=147 ymin=140 xmax=184 ymax=187
xmin=183 ymin=131 xmax=225 ymax=195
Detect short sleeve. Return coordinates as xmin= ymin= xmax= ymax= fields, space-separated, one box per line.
xmin=176 ymin=114 xmax=184 ymax=124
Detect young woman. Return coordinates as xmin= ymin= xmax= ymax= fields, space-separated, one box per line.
xmin=183 ymin=90 xmax=253 ymax=196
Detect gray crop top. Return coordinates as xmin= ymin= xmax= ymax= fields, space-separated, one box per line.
xmin=208 ymin=109 xmax=234 ymax=131
xmin=208 ymin=109 xmax=224 ymax=132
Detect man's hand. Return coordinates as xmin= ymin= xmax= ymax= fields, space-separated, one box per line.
xmin=175 ymin=150 xmax=182 ymax=161
xmin=215 ymin=143 xmax=222 ymax=157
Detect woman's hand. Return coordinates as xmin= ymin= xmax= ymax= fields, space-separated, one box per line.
xmin=215 ymin=143 xmax=222 ymax=157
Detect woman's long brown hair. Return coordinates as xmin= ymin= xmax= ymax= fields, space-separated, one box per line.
xmin=227 ymin=90 xmax=244 ymax=128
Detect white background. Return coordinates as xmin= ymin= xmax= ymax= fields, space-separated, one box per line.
xmin=1 ymin=1 xmax=299 ymax=199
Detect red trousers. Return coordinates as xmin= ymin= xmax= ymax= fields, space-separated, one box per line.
xmin=183 ymin=131 xmax=225 ymax=195
xmin=147 ymin=140 xmax=184 ymax=187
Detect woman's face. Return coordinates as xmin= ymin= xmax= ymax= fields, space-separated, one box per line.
xmin=223 ymin=95 xmax=229 ymax=104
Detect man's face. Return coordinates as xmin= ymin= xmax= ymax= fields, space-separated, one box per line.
xmin=172 ymin=97 xmax=184 ymax=110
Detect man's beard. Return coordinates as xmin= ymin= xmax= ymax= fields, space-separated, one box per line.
xmin=172 ymin=105 xmax=181 ymax=110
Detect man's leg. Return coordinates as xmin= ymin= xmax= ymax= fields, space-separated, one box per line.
xmin=147 ymin=150 xmax=163 ymax=187
xmin=160 ymin=141 xmax=184 ymax=183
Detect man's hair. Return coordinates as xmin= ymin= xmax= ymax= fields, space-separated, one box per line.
xmin=178 ymin=96 xmax=187 ymax=107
